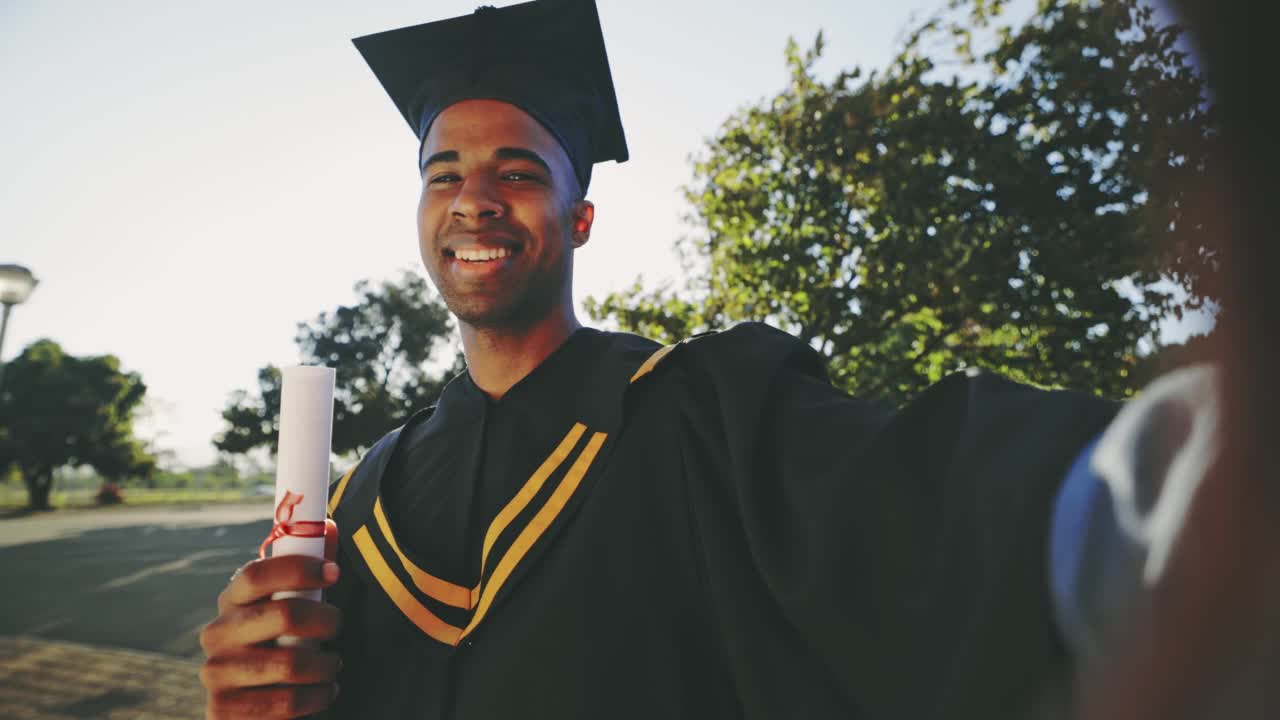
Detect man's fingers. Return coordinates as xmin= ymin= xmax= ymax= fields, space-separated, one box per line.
xmin=202 ymin=532 xmax=345 ymax=718
xmin=218 ymin=556 xmax=340 ymax=613
xmin=206 ymin=682 xmax=338 ymax=720
xmin=201 ymin=599 xmax=341 ymax=657
xmin=201 ymin=647 xmax=341 ymax=690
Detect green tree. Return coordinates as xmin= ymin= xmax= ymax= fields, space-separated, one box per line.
xmin=587 ymin=0 xmax=1217 ymax=403
xmin=216 ymin=271 xmax=460 ymax=458
xmin=0 ymin=339 xmax=154 ymax=509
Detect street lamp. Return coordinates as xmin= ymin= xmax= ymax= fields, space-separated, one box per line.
xmin=0 ymin=264 xmax=39 ymax=388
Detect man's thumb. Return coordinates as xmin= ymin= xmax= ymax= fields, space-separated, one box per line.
xmin=324 ymin=518 xmax=339 ymax=562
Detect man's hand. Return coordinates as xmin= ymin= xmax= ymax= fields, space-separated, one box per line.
xmin=201 ymin=519 xmax=343 ymax=719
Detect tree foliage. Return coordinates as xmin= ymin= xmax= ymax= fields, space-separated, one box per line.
xmin=587 ymin=0 xmax=1218 ymax=402
xmin=216 ymin=271 xmax=460 ymax=458
xmin=0 ymin=339 xmax=155 ymax=509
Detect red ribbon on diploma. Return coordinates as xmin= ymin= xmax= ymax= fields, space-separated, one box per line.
xmin=258 ymin=491 xmax=326 ymax=559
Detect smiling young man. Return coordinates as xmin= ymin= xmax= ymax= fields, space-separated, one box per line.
xmin=198 ymin=1 xmax=1224 ymax=718
xmin=416 ymin=97 xmax=596 ymax=400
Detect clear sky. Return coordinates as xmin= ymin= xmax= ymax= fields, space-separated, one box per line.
xmin=2 ymin=0 xmax=1198 ymax=468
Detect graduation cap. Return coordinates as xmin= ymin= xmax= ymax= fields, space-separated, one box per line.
xmin=353 ymin=0 xmax=628 ymax=193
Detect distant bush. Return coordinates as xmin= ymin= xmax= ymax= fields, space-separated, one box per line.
xmin=95 ymin=482 xmax=124 ymax=505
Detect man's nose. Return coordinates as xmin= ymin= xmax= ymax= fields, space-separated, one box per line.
xmin=450 ymin=176 xmax=504 ymax=221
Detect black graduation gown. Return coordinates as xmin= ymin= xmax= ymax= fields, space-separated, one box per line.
xmin=322 ymin=322 xmax=1116 ymax=719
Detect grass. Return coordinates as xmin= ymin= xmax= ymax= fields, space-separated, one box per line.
xmin=0 ymin=486 xmax=273 ymax=511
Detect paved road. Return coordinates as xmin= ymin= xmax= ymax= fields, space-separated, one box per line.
xmin=0 ymin=503 xmax=273 ymax=658
xmin=0 ymin=503 xmax=273 ymax=720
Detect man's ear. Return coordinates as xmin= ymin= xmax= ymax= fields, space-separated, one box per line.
xmin=571 ymin=201 xmax=595 ymax=248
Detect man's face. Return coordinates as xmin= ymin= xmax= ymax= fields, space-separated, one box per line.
xmin=417 ymin=99 xmax=588 ymax=330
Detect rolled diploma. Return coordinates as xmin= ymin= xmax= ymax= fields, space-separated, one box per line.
xmin=272 ymin=365 xmax=335 ymax=609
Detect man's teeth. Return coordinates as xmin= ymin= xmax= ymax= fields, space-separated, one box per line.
xmin=454 ymin=247 xmax=512 ymax=262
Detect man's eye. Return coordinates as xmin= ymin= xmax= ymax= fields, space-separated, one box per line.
xmin=428 ymin=173 xmax=461 ymax=185
xmin=503 ymin=171 xmax=540 ymax=183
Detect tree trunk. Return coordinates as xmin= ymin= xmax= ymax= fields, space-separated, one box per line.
xmin=24 ymin=468 xmax=53 ymax=510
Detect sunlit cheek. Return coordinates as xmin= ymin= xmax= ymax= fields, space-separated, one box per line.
xmin=417 ymin=193 xmax=445 ymax=244
xmin=415 ymin=188 xmax=429 ymax=229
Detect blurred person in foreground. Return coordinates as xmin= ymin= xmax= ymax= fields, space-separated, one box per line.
xmin=198 ymin=0 xmax=1265 ymax=717
xmin=1074 ymin=0 xmax=1279 ymax=718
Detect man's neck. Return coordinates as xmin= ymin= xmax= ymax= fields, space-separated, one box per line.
xmin=459 ymin=308 xmax=583 ymax=400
